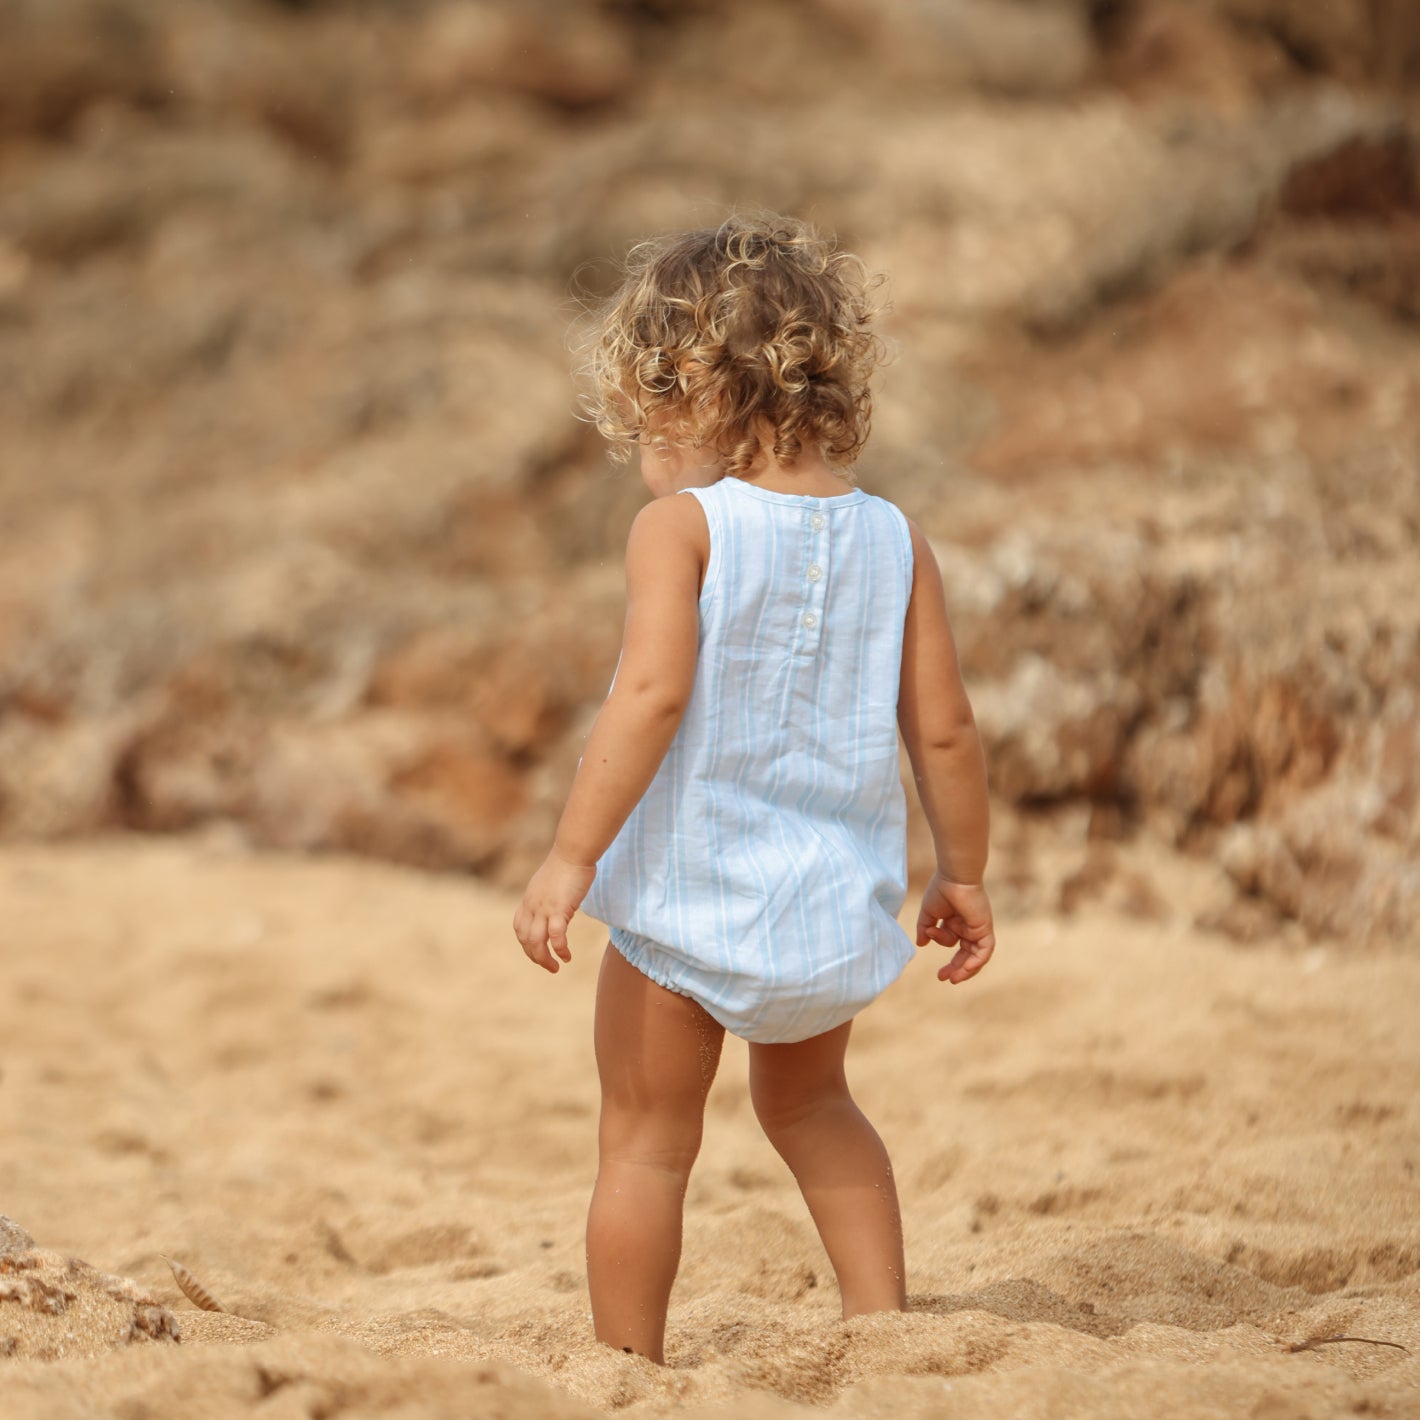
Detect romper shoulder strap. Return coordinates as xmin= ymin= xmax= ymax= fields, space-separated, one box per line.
xmin=678 ymin=482 xmax=727 ymax=606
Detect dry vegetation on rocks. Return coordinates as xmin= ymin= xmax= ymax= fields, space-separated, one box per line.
xmin=0 ymin=0 xmax=1417 ymax=944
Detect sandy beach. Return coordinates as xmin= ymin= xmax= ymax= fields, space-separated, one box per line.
xmin=3 ymin=2 xmax=1419 ymax=1415
xmin=1 ymin=836 xmax=1416 ymax=1418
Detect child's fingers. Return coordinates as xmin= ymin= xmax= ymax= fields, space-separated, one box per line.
xmin=930 ymin=917 xmax=970 ymax=946
xmin=916 ymin=910 xmax=958 ymax=947
xmin=917 ymin=920 xmax=960 ymax=950
xmin=548 ymin=914 xmax=572 ymax=963
xmin=962 ymin=921 xmax=996 ymax=955
xmin=937 ymin=940 xmax=994 ymax=985
xmin=524 ymin=914 xmax=561 ymax=973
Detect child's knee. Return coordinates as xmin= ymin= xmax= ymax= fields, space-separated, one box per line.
xmin=599 ymin=1101 xmax=705 ymax=1175
xmin=750 ymin=1076 xmax=851 ymax=1142
xmin=599 ymin=1132 xmax=703 ymax=1180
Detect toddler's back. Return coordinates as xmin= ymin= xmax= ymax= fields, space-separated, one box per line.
xmin=584 ymin=474 xmax=916 ymax=1044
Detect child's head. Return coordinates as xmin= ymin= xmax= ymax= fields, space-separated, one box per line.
xmin=580 ymin=212 xmax=885 ymax=478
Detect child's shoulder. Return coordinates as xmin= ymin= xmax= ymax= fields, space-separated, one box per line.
xmin=625 ymin=493 xmax=711 ymax=572
xmin=629 ymin=491 xmax=710 ymax=538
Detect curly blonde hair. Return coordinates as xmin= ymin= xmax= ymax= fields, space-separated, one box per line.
xmin=578 ymin=213 xmax=886 ymax=477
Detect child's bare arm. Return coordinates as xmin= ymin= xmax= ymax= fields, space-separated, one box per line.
xmin=555 ymin=496 xmax=703 ymax=864
xmin=897 ymin=518 xmax=995 ymax=984
xmin=513 ymin=494 xmax=705 ymax=971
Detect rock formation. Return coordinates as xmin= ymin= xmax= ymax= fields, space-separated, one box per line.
xmin=0 ymin=0 xmax=1416 ymax=942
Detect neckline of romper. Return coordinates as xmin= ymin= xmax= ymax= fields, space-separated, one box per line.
xmin=720 ymin=476 xmax=867 ymax=509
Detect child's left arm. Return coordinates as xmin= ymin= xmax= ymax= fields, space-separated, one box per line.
xmin=512 ymin=494 xmax=706 ymax=972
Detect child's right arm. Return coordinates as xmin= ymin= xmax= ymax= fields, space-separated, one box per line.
xmin=512 ymin=493 xmax=705 ymax=973
xmin=898 ymin=519 xmax=996 ymax=986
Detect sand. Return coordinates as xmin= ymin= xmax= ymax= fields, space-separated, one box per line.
xmin=0 ymin=835 xmax=1417 ymax=1418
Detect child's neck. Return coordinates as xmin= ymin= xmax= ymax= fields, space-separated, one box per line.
xmin=735 ymin=441 xmax=855 ymax=499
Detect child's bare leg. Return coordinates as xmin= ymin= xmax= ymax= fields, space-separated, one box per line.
xmin=587 ymin=944 xmax=724 ymax=1363
xmin=749 ymin=1022 xmax=906 ymax=1317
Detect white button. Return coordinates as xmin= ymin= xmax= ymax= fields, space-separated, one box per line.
xmin=810 ymin=513 xmax=826 ymax=531
xmin=806 ymin=563 xmax=823 ymax=582
xmin=802 ymin=612 xmax=818 ymax=629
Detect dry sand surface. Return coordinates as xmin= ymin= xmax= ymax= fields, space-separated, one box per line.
xmin=1 ymin=837 xmax=1417 ymax=1419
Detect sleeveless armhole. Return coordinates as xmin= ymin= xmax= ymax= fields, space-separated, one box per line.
xmin=895 ymin=503 xmax=915 ymax=605
xmin=680 ymin=485 xmax=721 ymax=608
xmin=874 ymin=495 xmax=915 ymax=610
xmin=883 ymin=500 xmax=916 ymax=699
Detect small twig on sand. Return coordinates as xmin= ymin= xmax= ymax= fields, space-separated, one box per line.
xmin=161 ymin=1256 xmax=225 ymax=1313
xmin=1287 ymin=1335 xmax=1409 ymax=1355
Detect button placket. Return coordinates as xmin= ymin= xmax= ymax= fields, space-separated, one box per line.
xmin=799 ymin=507 xmax=830 ymax=652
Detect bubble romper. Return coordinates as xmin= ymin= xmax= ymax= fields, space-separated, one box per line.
xmin=583 ymin=474 xmax=916 ymax=1044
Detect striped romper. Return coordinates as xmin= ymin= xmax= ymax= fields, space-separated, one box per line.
xmin=582 ymin=474 xmax=917 ymax=1044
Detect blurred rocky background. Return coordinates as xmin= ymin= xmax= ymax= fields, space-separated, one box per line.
xmin=0 ymin=0 xmax=1416 ymax=946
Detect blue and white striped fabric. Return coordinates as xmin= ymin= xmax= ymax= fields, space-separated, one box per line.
xmin=582 ymin=474 xmax=916 ymax=1043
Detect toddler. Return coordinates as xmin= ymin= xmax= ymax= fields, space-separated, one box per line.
xmin=513 ymin=212 xmax=994 ymax=1364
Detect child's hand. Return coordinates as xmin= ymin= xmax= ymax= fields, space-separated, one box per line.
xmin=514 ymin=850 xmax=597 ymax=973
xmin=916 ymin=875 xmax=995 ymax=985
